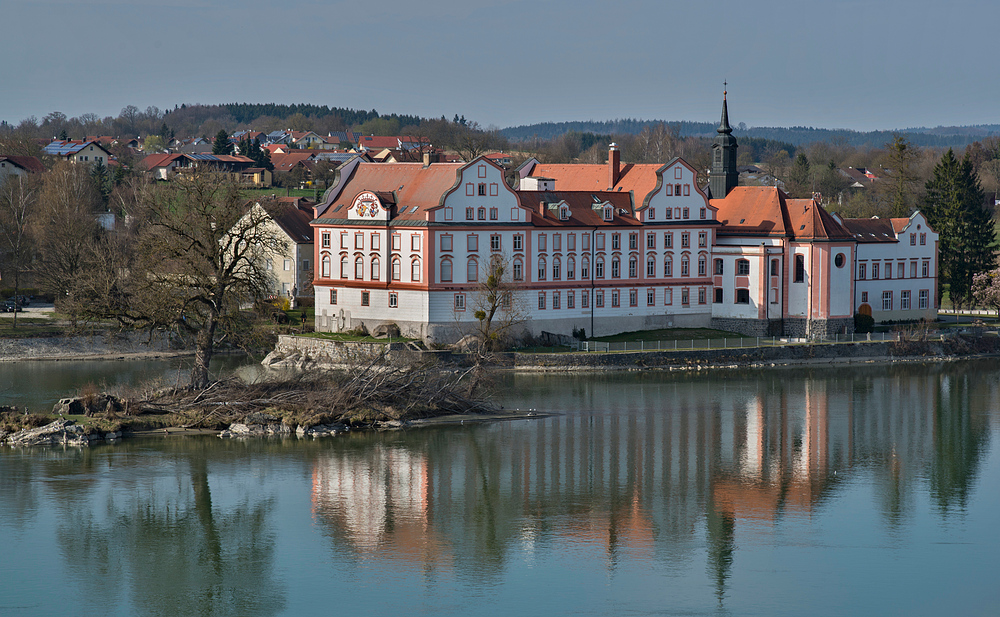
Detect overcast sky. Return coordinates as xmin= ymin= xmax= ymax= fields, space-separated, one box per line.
xmin=2 ymin=0 xmax=996 ymax=132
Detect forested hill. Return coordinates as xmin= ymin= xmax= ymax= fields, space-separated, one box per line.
xmin=502 ymin=120 xmax=1000 ymax=149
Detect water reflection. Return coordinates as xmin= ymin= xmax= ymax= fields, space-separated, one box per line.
xmin=309 ymin=362 xmax=992 ymax=602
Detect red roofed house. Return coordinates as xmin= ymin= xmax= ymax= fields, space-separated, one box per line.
xmin=0 ymin=155 xmax=45 ymax=186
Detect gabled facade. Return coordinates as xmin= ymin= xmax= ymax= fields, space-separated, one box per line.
xmin=43 ymin=140 xmax=112 ymax=165
xmin=0 ymin=155 xmax=44 ymax=186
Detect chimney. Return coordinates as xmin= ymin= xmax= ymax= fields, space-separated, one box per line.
xmin=608 ymin=143 xmax=620 ymax=189
xmin=423 ymin=152 xmax=431 ymax=168
xmin=539 ymin=201 xmax=546 ymax=218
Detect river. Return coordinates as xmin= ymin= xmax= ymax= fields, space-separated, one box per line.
xmin=1 ymin=359 xmax=999 ymax=616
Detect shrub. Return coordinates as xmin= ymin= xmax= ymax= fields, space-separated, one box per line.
xmin=854 ymin=313 xmax=875 ymax=334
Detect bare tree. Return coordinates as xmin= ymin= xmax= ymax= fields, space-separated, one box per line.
xmin=0 ymin=175 xmax=38 ymax=328
xmin=465 ymin=253 xmax=529 ymax=353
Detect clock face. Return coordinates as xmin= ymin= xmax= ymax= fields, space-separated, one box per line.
xmin=351 ymin=191 xmax=381 ymax=218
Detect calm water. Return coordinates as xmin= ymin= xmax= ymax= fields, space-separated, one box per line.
xmin=2 ymin=361 xmax=999 ymax=616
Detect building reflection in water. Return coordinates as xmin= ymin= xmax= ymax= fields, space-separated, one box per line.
xmin=309 ymin=365 xmax=991 ymax=596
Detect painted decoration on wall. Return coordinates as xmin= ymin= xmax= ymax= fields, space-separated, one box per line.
xmin=349 ymin=191 xmax=386 ymax=220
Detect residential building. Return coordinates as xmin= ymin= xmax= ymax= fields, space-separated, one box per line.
xmin=250 ymin=197 xmax=316 ymax=302
xmin=43 ymin=140 xmax=112 ymax=165
xmin=0 ymin=155 xmax=44 ymax=186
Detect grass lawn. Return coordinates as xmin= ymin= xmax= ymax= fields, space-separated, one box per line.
xmin=242 ymin=187 xmax=323 ymax=200
xmin=0 ymin=319 xmax=67 ymax=338
xmin=589 ymin=328 xmax=744 ymax=343
xmin=297 ymin=331 xmax=417 ymax=343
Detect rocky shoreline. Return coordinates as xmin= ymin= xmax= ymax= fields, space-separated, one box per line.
xmin=0 ymin=332 xmax=190 ymax=362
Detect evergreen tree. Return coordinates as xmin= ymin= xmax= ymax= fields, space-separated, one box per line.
xmin=212 ymin=129 xmax=232 ymax=155
xmin=787 ymin=153 xmax=811 ymax=197
xmin=923 ymin=149 xmax=997 ymax=308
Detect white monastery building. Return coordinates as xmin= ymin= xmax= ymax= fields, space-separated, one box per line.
xmin=311 ymin=96 xmax=939 ymax=342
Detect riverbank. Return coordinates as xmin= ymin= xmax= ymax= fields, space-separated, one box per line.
xmin=0 ymin=332 xmax=191 ymax=362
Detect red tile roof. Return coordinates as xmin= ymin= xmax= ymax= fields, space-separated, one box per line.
xmin=319 ymin=161 xmax=466 ymax=222
xmin=0 ymin=155 xmax=45 ymax=173
xmin=515 ymin=191 xmax=638 ymax=227
xmin=841 ymin=217 xmax=898 ymax=243
xmin=711 ymin=186 xmax=852 ymax=241
xmin=526 ymin=162 xmax=662 ymax=198
xmin=271 ymin=152 xmax=316 ymax=172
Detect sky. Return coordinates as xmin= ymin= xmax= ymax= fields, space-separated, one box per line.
xmin=3 ymin=0 xmax=998 ymax=133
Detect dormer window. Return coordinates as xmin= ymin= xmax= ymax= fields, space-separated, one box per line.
xmin=603 ymin=206 xmax=613 ymax=221
xmin=560 ymin=206 xmax=569 ymax=221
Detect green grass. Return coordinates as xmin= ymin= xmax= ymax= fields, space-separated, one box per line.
xmin=589 ymin=328 xmax=744 ymax=343
xmin=297 ymin=331 xmax=417 ymax=343
xmin=0 ymin=320 xmax=67 ymax=338
xmin=242 ymin=187 xmax=322 ymax=200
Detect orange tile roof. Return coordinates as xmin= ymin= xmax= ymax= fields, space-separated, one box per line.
xmin=527 ymin=162 xmax=662 ymax=198
xmin=515 ymin=191 xmax=637 ymax=227
xmin=711 ymin=186 xmax=852 ymax=241
xmin=320 ymin=162 xmax=466 ymax=222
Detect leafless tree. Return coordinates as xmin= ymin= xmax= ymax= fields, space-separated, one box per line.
xmin=0 ymin=174 xmax=38 ymax=328
xmin=464 ymin=253 xmax=529 ymax=353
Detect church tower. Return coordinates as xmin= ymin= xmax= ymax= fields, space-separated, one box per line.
xmin=709 ymin=89 xmax=739 ymax=199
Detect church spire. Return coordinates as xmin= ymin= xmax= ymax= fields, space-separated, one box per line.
xmin=709 ymin=85 xmax=739 ymax=199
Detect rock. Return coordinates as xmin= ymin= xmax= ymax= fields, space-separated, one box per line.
xmin=219 ymin=421 xmax=294 ymax=439
xmin=52 ymin=394 xmax=125 ymax=416
xmin=453 ymin=334 xmax=481 ymax=352
xmin=372 ymin=323 xmax=401 ymax=339
xmin=297 ymin=423 xmax=348 ymax=438
xmin=5 ymin=419 xmax=90 ymax=447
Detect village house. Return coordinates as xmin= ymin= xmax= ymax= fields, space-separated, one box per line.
xmin=0 ymin=155 xmax=45 ymax=186
xmin=43 ymin=140 xmax=113 ymax=165
xmin=244 ymin=197 xmax=316 ymax=303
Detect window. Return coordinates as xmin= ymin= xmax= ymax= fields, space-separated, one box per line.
xmin=355 ymin=257 xmax=364 ymax=279
xmin=389 ymin=292 xmax=398 ymax=308
xmin=603 ymin=206 xmax=613 ymax=221
xmin=538 ymin=292 xmax=546 ymax=310
xmin=490 ymin=207 xmax=498 ymax=220
xmin=665 ymin=288 xmax=673 ymax=305
xmin=737 ymin=259 xmax=750 ymax=275
xmin=700 ymin=208 xmax=706 ymax=220
xmin=647 ymin=233 xmax=656 ymax=249
xmin=698 ymin=288 xmax=706 ymax=304
xmin=920 ymin=233 xmax=926 ymax=245
xmin=647 ymin=289 xmax=656 ymax=305
xmin=901 ymin=290 xmax=911 ymax=310
xmin=467 ymin=234 xmax=478 ymax=252
xmin=885 ymin=262 xmax=893 ymax=279
xmin=538 ymin=234 xmax=547 ymax=251
xmin=770 ymin=288 xmax=778 ymax=304
xmin=794 ymin=255 xmax=805 ymax=282
xmin=553 ymin=291 xmax=561 ymax=309
xmin=513 ymin=260 xmax=523 ymax=281
xmin=872 ymin=263 xmax=880 ymax=279
xmin=392 ymin=257 xmax=401 ymax=281
xmin=329 ymin=289 xmax=337 ymax=305
xmin=698 ymin=232 xmax=707 ymax=247
xmin=340 ymin=256 xmax=349 ymax=278
xmin=861 ymin=291 xmax=869 ymax=303
xmin=467 ymin=258 xmax=478 ymax=282
xmin=771 ymin=259 xmax=779 ymax=277
xmin=629 ymin=256 xmax=637 ymax=278
xmin=513 ymin=234 xmax=523 ymax=251
xmin=675 ymin=184 xmax=681 ymax=196
xmin=581 ymin=257 xmax=590 ymax=279
xmin=664 ymin=233 xmax=673 ymax=248
xmin=882 ymin=291 xmax=893 ymax=311
xmin=412 ymin=235 xmax=421 ymax=251
xmin=441 ymin=234 xmax=453 ymax=251
xmin=490 ymin=235 xmax=501 ymax=252
xmin=629 ymin=233 xmax=638 ymax=250
xmin=568 ymin=292 xmax=575 ymax=309
xmin=596 ymin=290 xmax=604 ymax=308
xmin=466 ymin=207 xmax=474 ymax=220
xmin=371 ymin=257 xmax=380 ymax=280
xmin=611 ymin=257 xmax=620 ymax=278
xmin=919 ymin=289 xmax=929 ymax=309
xmin=629 ymin=289 xmax=637 ymax=307
xmin=611 ymin=289 xmax=620 ymax=307
xmin=568 ymin=234 xmax=576 ymax=251
xmin=321 ymin=255 xmax=331 ymax=278
xmin=553 ymin=234 xmax=561 ymax=251
xmin=392 ymin=234 xmax=401 ymax=250
xmin=361 ymin=291 xmax=370 ymax=306
xmin=910 ymin=233 xmax=916 ymax=246
xmin=321 ymin=232 xmax=330 ymax=248
xmin=266 ymin=259 xmax=273 ymax=271
xmin=897 ymin=262 xmax=905 ymax=279
xmin=698 ymin=255 xmax=706 ymax=276
xmin=714 ymin=259 xmax=724 ymax=275
xmin=858 ymin=263 xmax=867 ymax=280
xmin=559 ymin=206 xmax=569 ymax=220
xmin=681 ymin=256 xmax=689 ymax=277
xmin=922 ymin=261 xmax=929 ymax=277
xmin=714 ymin=288 xmax=723 ymax=303
xmin=355 ymin=233 xmax=364 ymax=250
xmin=612 ymin=234 xmax=621 ymax=250
xmin=478 ymin=183 xmax=486 ymax=196
xmin=581 ymin=291 xmax=589 ymax=308
xmin=411 ymin=259 xmax=421 ymax=282
xmin=568 ymin=257 xmax=576 ymax=279
xmin=736 ymin=288 xmax=750 ymax=304
xmin=683 ymin=207 xmax=689 ymax=218
xmin=664 ymin=257 xmax=672 ymax=277
xmin=478 ymin=207 xmax=486 ymax=220
xmin=371 ymin=234 xmax=380 ymax=250
xmin=538 ymin=257 xmax=547 ymax=280
xmin=648 ymin=208 xmax=655 ymax=220
xmin=582 ymin=234 xmax=590 ymax=251
xmin=647 ymin=256 xmax=656 ymax=277
xmin=681 ymin=232 xmax=690 ymax=248
xmin=596 ymin=234 xmax=605 ymax=250
xmin=665 ymin=207 xmax=673 ymax=219
xmin=910 ymin=261 xmax=917 ymax=278
xmin=552 ymin=257 xmax=561 ymax=280
xmin=835 ymin=253 xmax=845 ymax=268
xmin=681 ymin=288 xmax=689 ymax=305
xmin=440 ymin=258 xmax=453 ymax=282
xmin=596 ymin=257 xmax=604 ymax=278
xmin=455 ymin=294 xmax=466 ymax=310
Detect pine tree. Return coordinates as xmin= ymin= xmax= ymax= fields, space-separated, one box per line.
xmin=212 ymin=129 xmax=232 ymax=155
xmin=923 ymin=149 xmax=997 ymax=308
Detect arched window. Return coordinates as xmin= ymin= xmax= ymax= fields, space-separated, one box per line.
xmin=321 ymin=255 xmax=331 ymax=278
xmin=664 ymin=256 xmax=672 ymax=277
xmin=595 ymin=257 xmax=604 ymax=278
xmin=371 ymin=256 xmax=380 ymax=280
xmin=698 ymin=254 xmax=706 ymax=276
xmin=537 ymin=257 xmax=547 ymax=280
xmin=467 ymin=258 xmax=478 ymax=282
xmin=391 ymin=256 xmax=401 ymax=281
xmin=340 ymin=256 xmax=349 ymax=278
xmin=552 ymin=257 xmax=561 ymax=280
xmin=411 ymin=259 xmax=421 ymax=282
xmin=611 ymin=257 xmax=620 ymax=278
xmin=441 ymin=258 xmax=453 ymax=282
xmin=681 ymin=255 xmax=689 ymax=277
xmin=513 ymin=258 xmax=523 ymax=281
xmin=581 ymin=256 xmax=589 ymax=279
xmin=647 ymin=255 xmax=656 ymax=277
xmin=628 ymin=256 xmax=637 ymax=278
xmin=567 ymin=256 xmax=576 ymax=279
xmin=355 ymin=256 xmax=364 ymax=279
